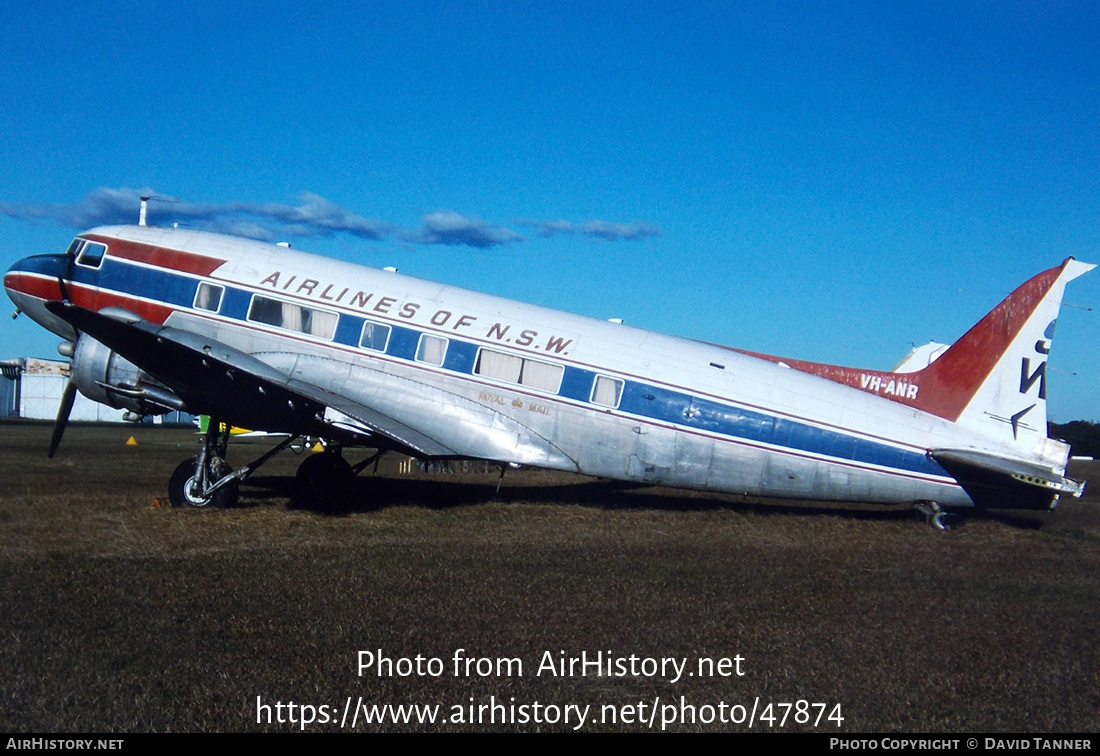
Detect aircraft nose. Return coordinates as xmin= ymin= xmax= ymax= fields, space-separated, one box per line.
xmin=4 ymin=254 xmax=77 ymax=340
xmin=4 ymin=258 xmax=29 ymax=305
xmin=5 ymin=253 xmax=69 ymax=296
xmin=6 ymin=255 xmax=53 ymax=303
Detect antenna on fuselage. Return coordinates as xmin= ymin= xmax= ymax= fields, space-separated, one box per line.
xmin=137 ymin=194 xmax=176 ymax=226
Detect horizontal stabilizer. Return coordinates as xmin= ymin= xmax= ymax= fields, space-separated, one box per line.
xmin=930 ymin=448 xmax=1084 ymax=510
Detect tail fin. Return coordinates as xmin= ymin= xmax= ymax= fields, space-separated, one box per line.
xmin=913 ymin=258 xmax=1093 ymax=439
xmin=732 ymin=259 xmax=1093 ymax=445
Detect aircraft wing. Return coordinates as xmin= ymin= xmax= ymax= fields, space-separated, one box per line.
xmin=930 ymin=448 xmax=1085 ymax=510
xmin=292 ymin=385 xmax=459 ymax=457
xmin=44 ymin=301 xmax=458 ymax=456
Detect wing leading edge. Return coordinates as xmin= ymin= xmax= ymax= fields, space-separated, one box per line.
xmin=44 ymin=301 xmax=457 ymax=457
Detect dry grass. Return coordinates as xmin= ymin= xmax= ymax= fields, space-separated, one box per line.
xmin=1 ymin=422 xmax=1098 ymax=732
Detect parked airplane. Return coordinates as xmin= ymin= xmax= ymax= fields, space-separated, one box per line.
xmin=3 ymin=224 xmax=1092 ymax=527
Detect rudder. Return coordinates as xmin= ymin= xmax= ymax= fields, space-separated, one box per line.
xmin=923 ymin=258 xmax=1093 ymax=449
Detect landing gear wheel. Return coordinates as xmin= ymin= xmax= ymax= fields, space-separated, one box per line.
xmin=914 ymin=500 xmax=956 ymax=531
xmin=169 ymin=456 xmax=240 ymax=509
xmin=931 ymin=511 xmax=957 ymax=531
xmin=294 ymin=452 xmax=354 ymax=510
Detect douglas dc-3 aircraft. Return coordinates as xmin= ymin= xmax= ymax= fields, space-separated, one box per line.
xmin=2 ymin=223 xmax=1093 ymax=528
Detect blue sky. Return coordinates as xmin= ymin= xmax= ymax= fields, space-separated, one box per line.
xmin=2 ymin=1 xmax=1098 ymax=421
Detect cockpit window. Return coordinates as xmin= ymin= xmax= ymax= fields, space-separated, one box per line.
xmin=72 ymin=239 xmax=107 ymax=269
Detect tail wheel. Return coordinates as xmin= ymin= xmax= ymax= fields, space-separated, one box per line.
xmin=169 ymin=456 xmax=240 ymax=509
xmin=914 ymin=500 xmax=958 ymax=531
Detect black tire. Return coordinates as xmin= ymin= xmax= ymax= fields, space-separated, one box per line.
xmin=169 ymin=456 xmax=240 ymax=509
xmin=293 ymin=452 xmax=354 ymax=510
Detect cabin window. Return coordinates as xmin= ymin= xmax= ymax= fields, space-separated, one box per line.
xmin=73 ymin=240 xmax=107 ymax=269
xmin=517 ymin=357 xmax=563 ymax=393
xmin=247 ymin=294 xmax=337 ymax=340
xmin=193 ymin=282 xmax=224 ymax=313
xmin=415 ymin=334 xmax=448 ymax=366
xmin=475 ymin=349 xmax=523 ymax=383
xmin=359 ymin=321 xmax=391 ymax=352
xmin=591 ymin=375 xmax=624 ymax=408
xmin=474 ymin=348 xmax=564 ymax=394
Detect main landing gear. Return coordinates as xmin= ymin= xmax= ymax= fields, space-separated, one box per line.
xmin=169 ymin=419 xmax=242 ymax=508
xmin=168 ymin=417 xmax=385 ymax=509
xmin=170 ymin=454 xmax=240 ymax=509
xmin=293 ymin=444 xmax=386 ymax=510
xmin=293 ymin=447 xmax=353 ymax=506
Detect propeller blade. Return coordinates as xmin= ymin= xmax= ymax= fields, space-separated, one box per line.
xmin=57 ymin=240 xmax=78 ymax=302
xmin=48 ymin=379 xmax=78 ymax=458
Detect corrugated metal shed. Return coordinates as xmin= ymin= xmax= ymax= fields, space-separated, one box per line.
xmin=0 ymin=360 xmax=18 ymax=418
xmin=21 ymin=371 xmax=127 ymax=422
xmin=0 ymin=358 xmax=193 ymax=424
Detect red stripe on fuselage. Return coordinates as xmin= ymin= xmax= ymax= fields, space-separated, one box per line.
xmin=5 ymin=272 xmax=64 ymax=303
xmin=718 ymin=262 xmax=1066 ymax=422
xmin=6 ymin=273 xmax=176 ymax=325
xmin=84 ymin=234 xmax=226 ymax=277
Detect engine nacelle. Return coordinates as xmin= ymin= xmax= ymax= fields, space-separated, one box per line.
xmin=68 ymin=335 xmax=185 ymax=417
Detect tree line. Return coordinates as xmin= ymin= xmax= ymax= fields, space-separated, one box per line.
xmin=1049 ymin=421 xmax=1100 ymax=458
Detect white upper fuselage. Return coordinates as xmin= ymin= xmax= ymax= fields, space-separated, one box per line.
xmin=5 ymin=225 xmax=1010 ymax=506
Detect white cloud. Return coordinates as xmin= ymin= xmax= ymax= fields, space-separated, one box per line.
xmin=1 ymin=188 xmax=660 ymax=249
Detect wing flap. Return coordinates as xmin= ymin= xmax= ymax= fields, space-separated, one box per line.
xmin=290 ymin=381 xmax=458 ymax=456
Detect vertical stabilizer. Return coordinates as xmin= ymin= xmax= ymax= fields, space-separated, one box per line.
xmin=944 ymin=258 xmax=1093 ymax=451
xmin=729 ymin=259 xmax=1093 ymax=444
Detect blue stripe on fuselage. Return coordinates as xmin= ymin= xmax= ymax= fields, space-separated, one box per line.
xmin=84 ymin=258 xmax=197 ymax=309
xmin=81 ymin=255 xmax=946 ymax=480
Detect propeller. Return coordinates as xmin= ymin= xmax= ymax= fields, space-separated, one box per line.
xmin=48 ymin=377 xmax=77 ymax=458
xmin=47 ymin=241 xmax=82 ymax=456
xmin=56 ymin=238 xmax=79 ymax=303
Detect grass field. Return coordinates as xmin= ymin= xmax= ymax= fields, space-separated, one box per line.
xmin=1 ymin=422 xmax=1098 ymax=732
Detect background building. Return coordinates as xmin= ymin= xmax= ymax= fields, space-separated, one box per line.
xmin=0 ymin=358 xmax=192 ymax=424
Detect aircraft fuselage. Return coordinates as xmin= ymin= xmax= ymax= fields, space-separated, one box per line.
xmin=4 ymin=225 xmax=1088 ymax=510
